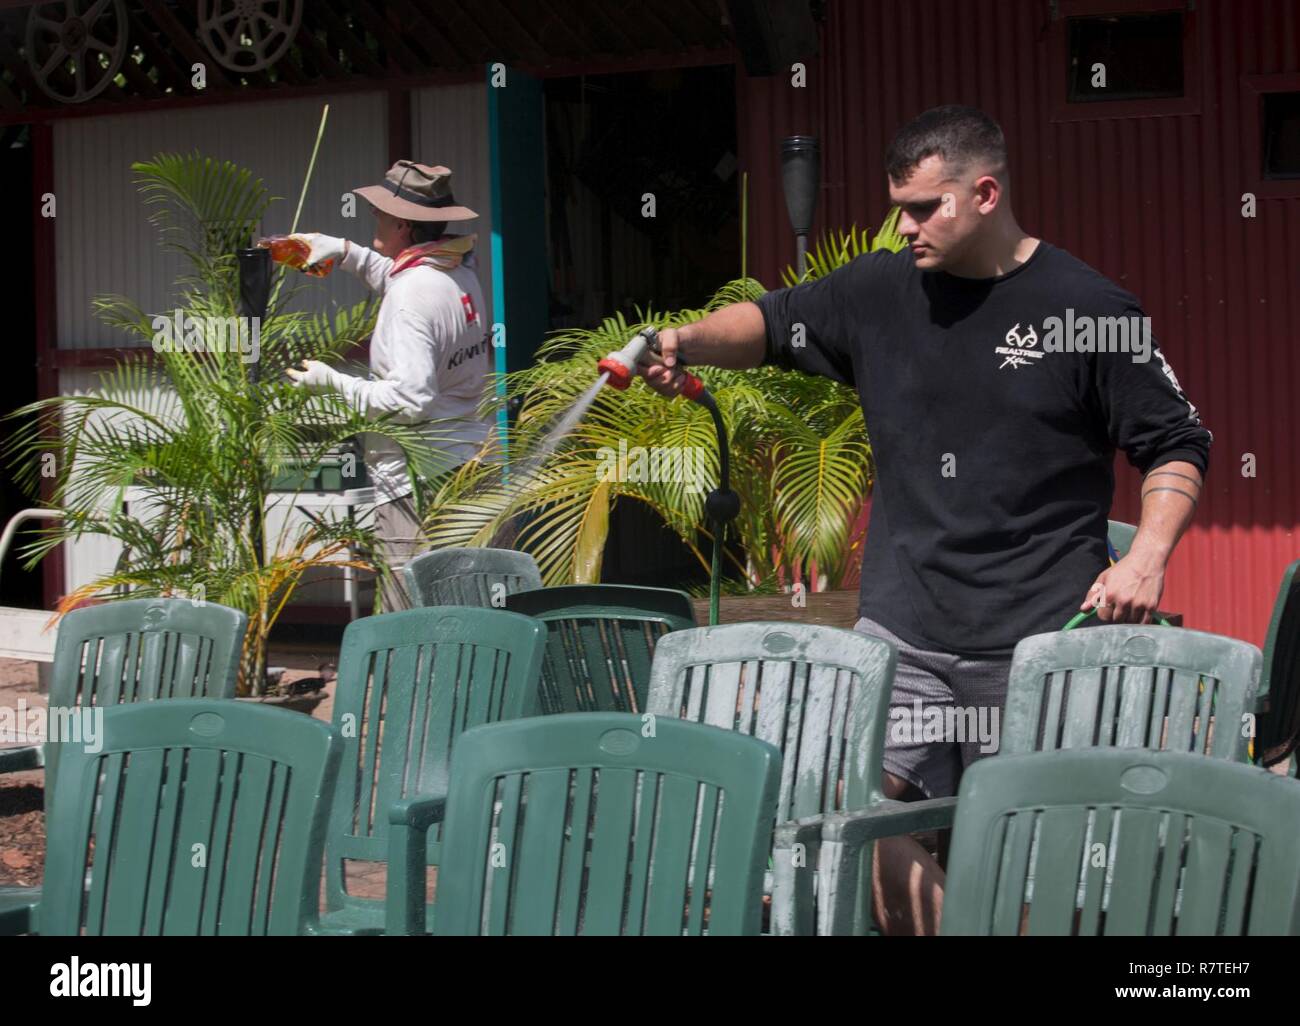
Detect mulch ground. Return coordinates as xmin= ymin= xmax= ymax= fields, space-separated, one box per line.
xmin=0 ymin=657 xmax=44 ymax=888
xmin=0 ymin=773 xmax=42 ymax=888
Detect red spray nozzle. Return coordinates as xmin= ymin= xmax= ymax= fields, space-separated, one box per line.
xmin=597 ymin=354 xmax=636 ymax=389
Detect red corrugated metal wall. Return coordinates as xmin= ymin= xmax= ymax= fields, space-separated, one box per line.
xmin=737 ymin=0 xmax=1298 ymax=646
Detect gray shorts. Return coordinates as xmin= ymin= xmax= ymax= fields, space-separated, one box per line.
xmin=854 ymin=616 xmax=1012 ymax=800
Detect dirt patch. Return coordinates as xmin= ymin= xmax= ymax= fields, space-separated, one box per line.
xmin=0 ymin=774 xmax=43 ymax=887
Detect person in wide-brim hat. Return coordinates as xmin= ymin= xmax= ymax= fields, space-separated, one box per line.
xmin=353 ymin=160 xmax=479 ymax=223
xmin=286 ymin=160 xmax=494 ymax=613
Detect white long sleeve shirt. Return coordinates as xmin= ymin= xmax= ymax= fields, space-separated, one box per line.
xmin=336 ymin=242 xmax=493 ymax=502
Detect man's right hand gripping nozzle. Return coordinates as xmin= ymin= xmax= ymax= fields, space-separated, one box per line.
xmin=637 ymin=326 xmax=693 ymax=399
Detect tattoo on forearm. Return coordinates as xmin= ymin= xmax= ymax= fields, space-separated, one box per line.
xmin=1141 ymin=486 xmax=1199 ymax=507
xmin=1144 ymin=469 xmax=1202 ymax=490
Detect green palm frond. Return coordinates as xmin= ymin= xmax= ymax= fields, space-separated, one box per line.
xmin=428 ymin=255 xmax=882 ymax=594
xmin=781 ymin=207 xmax=910 ymax=286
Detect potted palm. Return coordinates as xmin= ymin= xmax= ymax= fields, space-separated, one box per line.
xmin=426 ymin=212 xmax=906 ymax=597
xmin=4 ymin=152 xmax=453 ymax=695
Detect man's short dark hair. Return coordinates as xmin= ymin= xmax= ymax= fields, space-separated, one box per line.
xmin=885 ymin=105 xmax=1008 ymax=184
xmin=408 ymin=220 xmax=447 ymax=244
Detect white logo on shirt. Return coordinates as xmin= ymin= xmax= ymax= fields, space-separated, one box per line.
xmin=1152 ymin=345 xmax=1204 ymax=426
xmin=995 ymin=322 xmax=1045 ymax=370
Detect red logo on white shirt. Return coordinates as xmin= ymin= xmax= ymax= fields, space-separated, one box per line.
xmin=461 ymin=293 xmax=479 ymax=326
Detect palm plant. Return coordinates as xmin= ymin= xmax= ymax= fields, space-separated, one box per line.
xmin=427 ymin=213 xmax=907 ymax=594
xmin=782 ymin=206 xmax=906 ymax=286
xmin=4 ymin=153 xmax=449 ymax=694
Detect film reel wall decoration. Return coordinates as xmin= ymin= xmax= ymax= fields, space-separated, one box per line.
xmin=25 ymin=0 xmax=305 ymax=104
xmin=197 ymin=0 xmax=303 ymax=73
xmin=26 ymin=0 xmax=129 ymax=104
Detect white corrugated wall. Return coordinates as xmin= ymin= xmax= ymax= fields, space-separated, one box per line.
xmin=410 ymin=82 xmax=494 ymax=324
xmin=54 ymin=92 xmax=388 ymax=349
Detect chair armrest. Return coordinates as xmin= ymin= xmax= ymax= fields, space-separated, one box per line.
xmin=385 ymin=795 xmax=447 ymax=936
xmin=826 ymin=796 xmax=958 ymax=848
xmin=774 ymin=798 xmax=958 ymax=936
xmin=774 ymin=797 xmax=957 ymax=854
xmin=0 ymin=886 xmax=40 ymax=936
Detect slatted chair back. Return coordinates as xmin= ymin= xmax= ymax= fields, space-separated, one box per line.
xmin=38 ymin=700 xmax=340 ymax=935
xmin=1003 ymin=626 xmax=1261 ymax=761
xmin=942 ymin=749 xmax=1300 ymax=935
xmin=403 ymin=548 xmax=542 ymax=608
xmin=431 ymin=713 xmax=781 ymax=935
xmin=505 ymin=585 xmax=696 ymax=714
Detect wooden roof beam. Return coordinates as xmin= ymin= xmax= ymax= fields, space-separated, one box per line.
xmin=313 ymin=0 xmax=388 ymax=78
xmin=293 ymin=26 xmax=351 ymax=80
xmin=477 ymin=0 xmax=552 ymax=66
xmin=531 ymin=0 xmax=594 ymax=59
xmin=136 ymin=0 xmax=236 ymax=90
xmin=385 ymin=0 xmax=475 ymax=68
xmin=347 ymin=0 xmax=429 ymax=74
xmin=421 ymin=1 xmax=497 ymax=64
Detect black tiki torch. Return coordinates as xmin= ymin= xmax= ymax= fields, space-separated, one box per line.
xmin=781 ymin=135 xmax=820 ymax=280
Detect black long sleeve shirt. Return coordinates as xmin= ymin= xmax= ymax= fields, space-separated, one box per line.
xmin=756 ymin=241 xmax=1211 ymax=656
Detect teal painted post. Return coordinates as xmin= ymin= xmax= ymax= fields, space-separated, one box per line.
xmin=486 ymin=62 xmax=549 ymax=479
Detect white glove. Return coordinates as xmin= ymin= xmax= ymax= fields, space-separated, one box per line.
xmin=286 ymin=359 xmax=346 ymax=394
xmin=291 ymin=233 xmax=349 ymax=269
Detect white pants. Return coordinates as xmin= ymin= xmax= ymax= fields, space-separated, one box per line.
xmin=373 ymin=495 xmax=423 ymax=612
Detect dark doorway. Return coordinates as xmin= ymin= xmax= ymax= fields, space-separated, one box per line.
xmin=544 ymin=65 xmax=742 ymax=328
xmin=542 ymin=64 xmax=741 ymax=593
xmin=0 ymin=124 xmax=41 ymax=610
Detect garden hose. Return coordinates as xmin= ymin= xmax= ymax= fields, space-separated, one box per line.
xmin=1057 ymin=544 xmax=1224 ymax=755
xmin=1060 ymin=536 xmax=1171 ymax=630
xmin=599 ymin=328 xmax=739 ymax=626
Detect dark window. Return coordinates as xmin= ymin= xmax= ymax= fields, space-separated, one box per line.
xmin=1067 ymin=12 xmax=1184 ymax=103
xmin=1263 ymin=92 xmax=1300 ymax=179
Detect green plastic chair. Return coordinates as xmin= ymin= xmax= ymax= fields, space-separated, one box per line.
xmin=779 ymin=624 xmax=1263 ymax=935
xmin=402 ymin=547 xmax=543 ymax=608
xmin=505 ymin=585 xmax=697 ymax=715
xmin=38 ymin=598 xmax=247 ymax=800
xmin=0 ymin=598 xmax=248 ymax=936
xmin=940 ymin=749 xmax=1300 ymax=935
xmin=1003 ymin=625 xmax=1261 ymax=760
xmin=319 ymin=606 xmax=547 ymax=935
xmin=0 ymin=598 xmax=246 ymax=792
xmin=1107 ymin=519 xmax=1138 ymax=559
xmin=1254 ymin=559 xmax=1300 ymax=770
xmin=0 ymin=595 xmax=245 ymax=780
xmin=0 ymin=700 xmax=341 ymax=936
xmin=386 ymin=713 xmax=782 ymax=936
xmin=645 ymin=622 xmax=897 ymax=936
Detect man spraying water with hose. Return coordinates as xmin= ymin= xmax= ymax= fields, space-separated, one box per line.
xmin=637 ymin=106 xmax=1211 ymax=934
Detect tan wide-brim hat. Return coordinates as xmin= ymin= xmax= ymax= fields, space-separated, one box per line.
xmin=354 ymin=160 xmax=478 ymax=222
